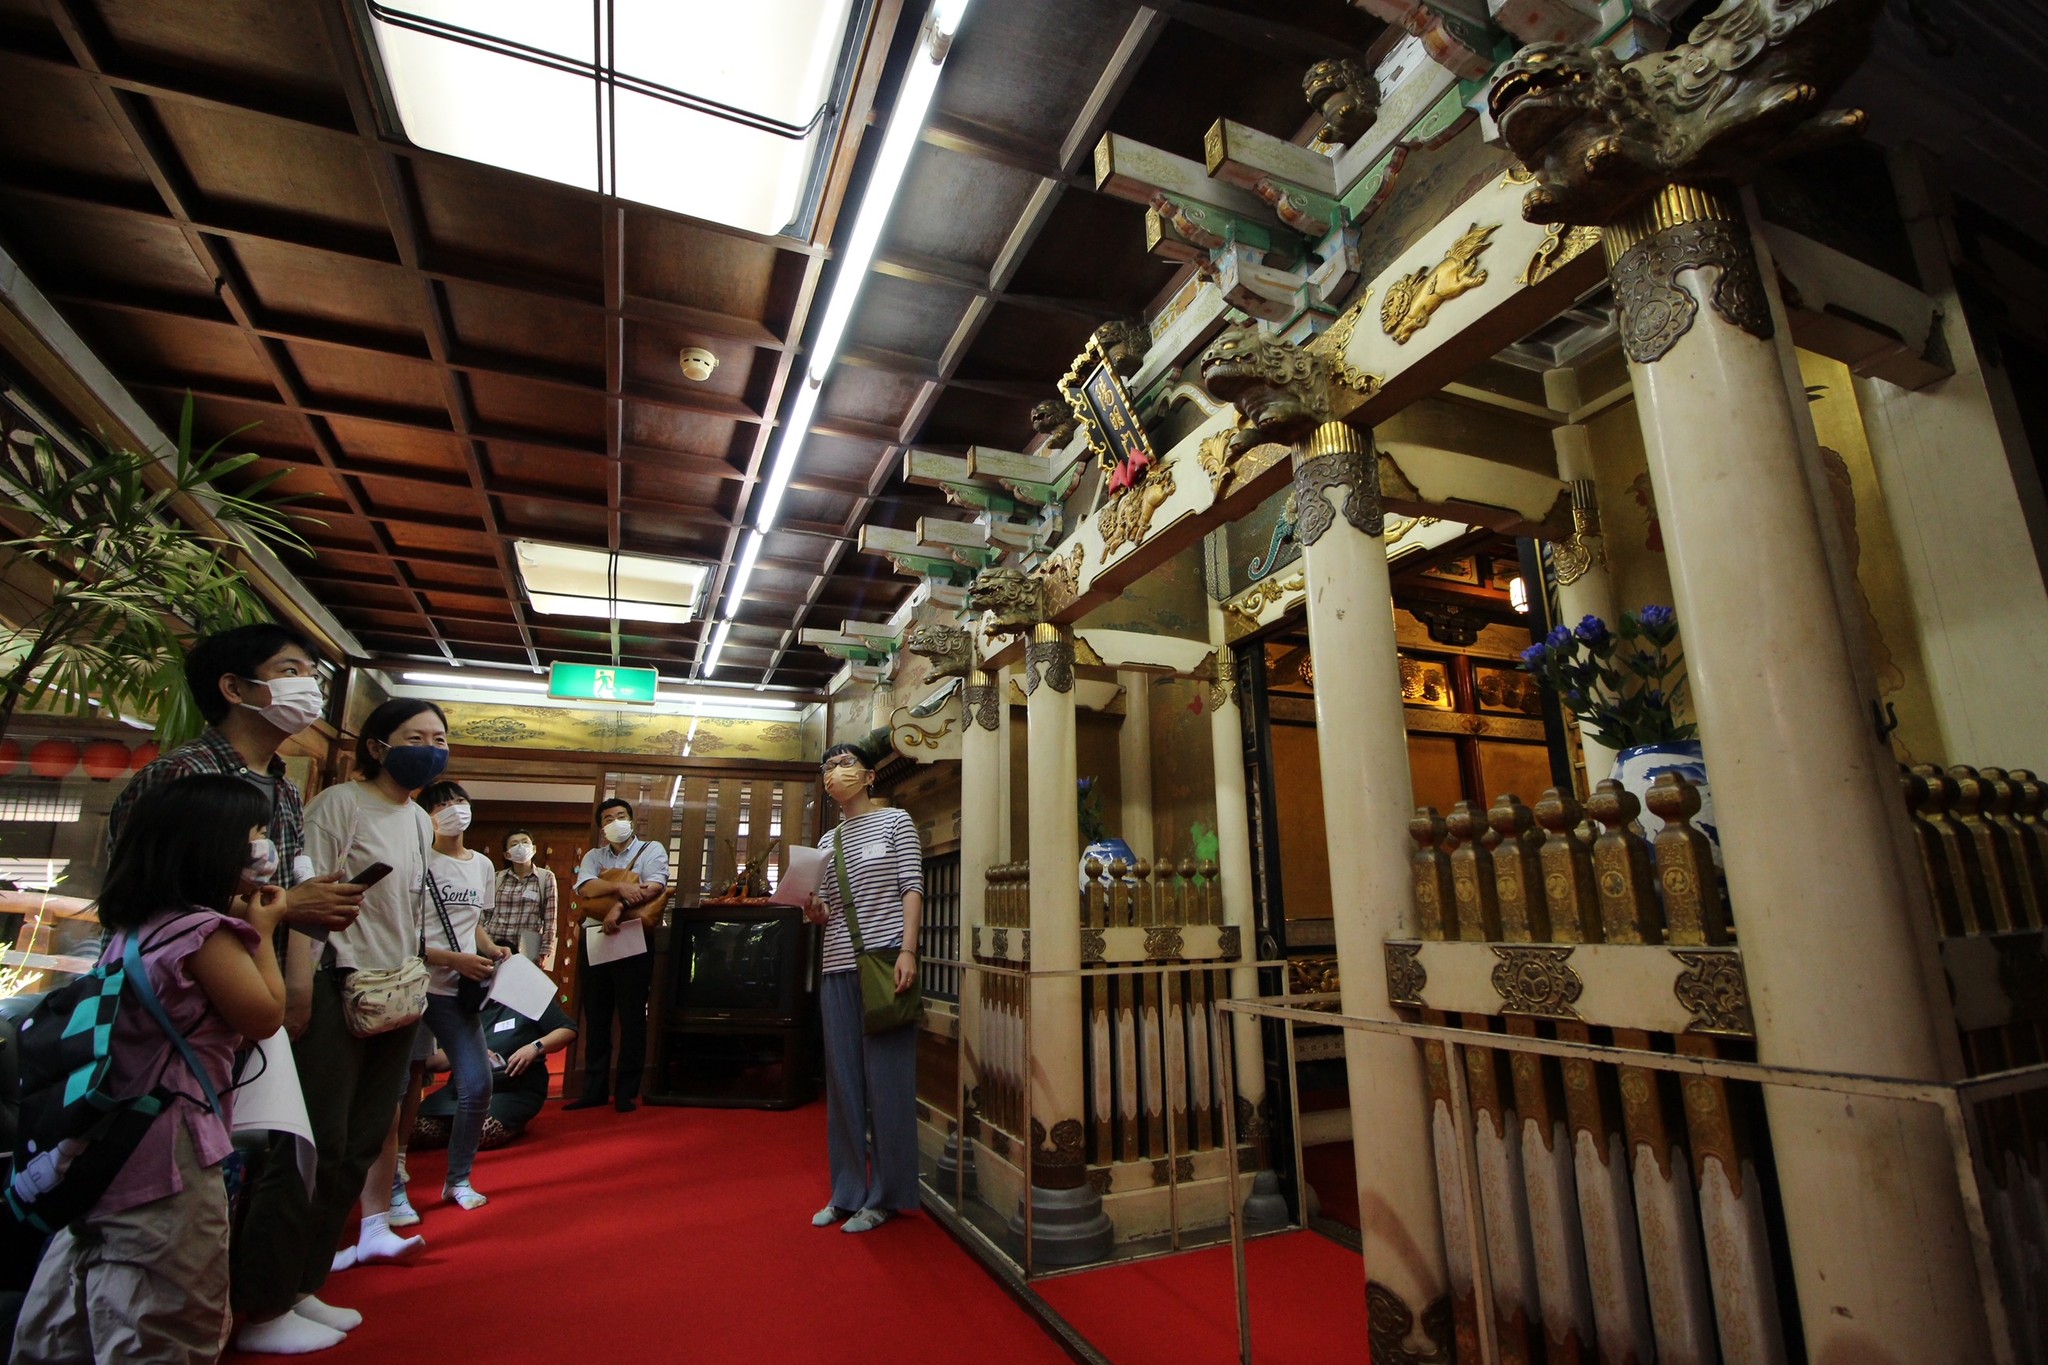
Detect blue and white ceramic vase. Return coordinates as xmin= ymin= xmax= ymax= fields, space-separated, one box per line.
xmin=1610 ymin=739 xmax=1721 ymax=866
xmin=1080 ymin=837 xmax=1138 ymax=890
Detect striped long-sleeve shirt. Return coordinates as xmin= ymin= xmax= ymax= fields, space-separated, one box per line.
xmin=817 ymin=806 xmax=923 ymax=974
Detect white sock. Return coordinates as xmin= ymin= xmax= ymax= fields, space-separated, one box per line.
xmin=356 ymin=1211 xmax=426 ymax=1263
xmin=293 ymin=1294 xmax=362 ymax=1332
xmin=330 ymin=1246 xmax=358 ymax=1274
xmin=443 ymin=1180 xmax=488 ymax=1211
xmin=234 ymin=1312 xmax=346 ymax=1355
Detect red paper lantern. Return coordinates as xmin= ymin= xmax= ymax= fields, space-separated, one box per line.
xmin=28 ymin=739 xmax=79 ymax=779
xmin=129 ymin=741 xmax=161 ymax=771
xmin=0 ymin=739 xmax=20 ymax=777
xmin=81 ymin=740 xmax=132 ymax=780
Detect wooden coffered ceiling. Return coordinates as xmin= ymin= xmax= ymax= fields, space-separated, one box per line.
xmin=0 ymin=0 xmax=1385 ymax=690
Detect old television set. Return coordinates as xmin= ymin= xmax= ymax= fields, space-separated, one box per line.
xmin=652 ymin=903 xmax=819 ymax=1109
xmin=671 ymin=907 xmax=807 ymax=1024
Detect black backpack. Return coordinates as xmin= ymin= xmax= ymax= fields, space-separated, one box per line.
xmin=4 ymin=918 xmax=221 ymax=1234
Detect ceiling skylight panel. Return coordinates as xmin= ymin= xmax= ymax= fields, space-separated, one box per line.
xmin=367 ymin=0 xmax=863 ymax=237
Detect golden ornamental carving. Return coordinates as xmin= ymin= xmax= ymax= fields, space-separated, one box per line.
xmin=1098 ymin=459 xmax=1177 ymax=563
xmin=1143 ymin=925 xmax=1185 ymax=959
xmin=963 ymin=679 xmax=1000 ymax=732
xmin=1218 ymin=925 xmax=1241 ymax=959
xmin=1033 ymin=542 xmax=1083 ymax=614
xmin=1305 ymin=294 xmax=1384 ymax=399
xmin=1207 ymin=651 xmax=1238 ymax=712
xmin=1551 ymin=478 xmax=1607 ymax=586
xmin=1385 ymin=942 xmax=1426 ymax=1007
xmin=895 ymin=716 xmax=956 ymax=752
xmin=1080 ymin=927 xmax=1106 ymax=964
xmin=1522 ymin=223 xmax=1602 ymax=287
xmin=905 ymin=622 xmax=972 ymax=680
xmin=967 ymin=566 xmax=1047 ymax=644
xmin=1674 ymin=949 xmax=1754 ymax=1036
xmin=1022 ymin=628 xmax=1075 ymax=696
xmin=1380 ymin=223 xmax=1499 ymax=344
xmin=1292 ymin=438 xmax=1380 ymax=543
xmin=1224 ymin=571 xmax=1306 ymax=628
xmin=1491 ymin=944 xmax=1584 ymax=1018
xmin=1366 ymin=1283 xmax=1454 ymax=1365
xmin=1198 ymin=324 xmax=1332 ymax=464
xmin=1609 ymin=200 xmax=1772 ymax=363
xmin=1030 ymin=1117 xmax=1088 ymax=1188
xmin=1488 ymin=1 xmax=1880 ymax=229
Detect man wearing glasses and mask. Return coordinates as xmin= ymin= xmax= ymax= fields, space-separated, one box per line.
xmin=565 ymin=797 xmax=669 ymax=1113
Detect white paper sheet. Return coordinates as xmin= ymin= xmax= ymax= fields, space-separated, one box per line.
xmin=487 ymin=950 xmax=560 ymax=1021
xmin=767 ymin=845 xmax=826 ymax=907
xmin=584 ymin=918 xmax=648 ymax=964
xmin=232 ymin=1030 xmax=318 ymax=1194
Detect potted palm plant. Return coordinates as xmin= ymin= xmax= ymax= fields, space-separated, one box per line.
xmin=0 ymin=397 xmax=309 ymax=748
xmin=1520 ymin=605 xmax=1718 ymax=860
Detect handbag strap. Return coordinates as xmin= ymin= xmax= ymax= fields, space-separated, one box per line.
xmin=832 ymin=828 xmax=866 ymax=956
xmin=423 ymin=854 xmax=465 ymax=953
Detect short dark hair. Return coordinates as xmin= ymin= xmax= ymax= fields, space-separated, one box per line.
xmin=185 ymin=623 xmax=317 ymax=724
xmin=418 ymin=781 xmax=470 ymax=811
xmin=596 ymin=797 xmax=633 ymax=824
xmin=99 ymin=774 xmax=269 ymax=930
xmin=502 ymin=829 xmax=533 ymax=852
xmin=355 ymin=698 xmax=448 ymax=778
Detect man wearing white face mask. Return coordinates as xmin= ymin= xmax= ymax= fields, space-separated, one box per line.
xmin=109 ymin=622 xmax=367 ymax=941
xmin=567 ymin=797 xmax=668 ymax=1113
xmin=486 ymin=828 xmax=557 ymax=963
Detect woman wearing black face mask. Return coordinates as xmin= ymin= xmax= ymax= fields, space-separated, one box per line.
xmin=232 ymin=698 xmax=447 ymax=1355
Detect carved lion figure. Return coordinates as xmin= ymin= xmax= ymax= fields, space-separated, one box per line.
xmin=1303 ymin=57 xmax=1378 ymax=148
xmin=1090 ymin=319 xmax=1150 ymax=378
xmin=1380 ymin=222 xmax=1497 ymax=344
xmin=1198 ymin=323 xmax=1331 ymax=460
xmin=905 ymin=623 xmax=972 ymax=680
xmin=1487 ymin=0 xmax=1880 ymax=226
xmin=967 ymin=567 xmax=1045 ymax=640
xmin=1031 ymin=399 xmax=1076 ymax=446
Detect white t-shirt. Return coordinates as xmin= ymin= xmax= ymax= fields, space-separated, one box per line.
xmin=426 ymin=848 xmax=495 ymax=996
xmin=304 ymin=780 xmax=435 ymax=973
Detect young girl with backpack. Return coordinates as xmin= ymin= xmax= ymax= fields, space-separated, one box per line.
xmin=12 ymin=773 xmax=288 ymax=1365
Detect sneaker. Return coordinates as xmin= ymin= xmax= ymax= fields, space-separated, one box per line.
xmin=842 ymin=1208 xmax=893 ymax=1234
xmin=812 ymin=1205 xmax=848 ymax=1227
xmin=389 ymin=1191 xmax=421 ymax=1228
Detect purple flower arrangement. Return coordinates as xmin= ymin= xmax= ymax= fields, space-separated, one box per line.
xmin=1519 ymin=605 xmax=1695 ymax=751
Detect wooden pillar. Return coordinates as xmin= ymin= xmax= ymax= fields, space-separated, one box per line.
xmin=1295 ymin=420 xmax=1454 ymax=1348
xmin=1611 ymin=182 xmax=1990 ymax=1357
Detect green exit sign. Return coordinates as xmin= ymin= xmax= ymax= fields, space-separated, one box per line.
xmin=548 ymin=663 xmax=660 ymax=705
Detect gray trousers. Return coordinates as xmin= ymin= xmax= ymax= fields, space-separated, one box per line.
xmin=820 ymin=970 xmax=920 ymax=1212
xmin=13 ymin=1123 xmax=231 ymax=1365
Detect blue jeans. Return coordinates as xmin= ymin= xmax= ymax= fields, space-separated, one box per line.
xmin=422 ymin=994 xmax=491 ymax=1185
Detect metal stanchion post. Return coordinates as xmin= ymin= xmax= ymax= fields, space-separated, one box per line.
xmin=1021 ymin=970 xmax=1034 ymax=1279
xmin=1165 ymin=965 xmax=1182 ymax=1253
xmin=955 ymin=961 xmax=969 ymax=1214
xmin=1218 ymin=1007 xmax=1252 ymax=1365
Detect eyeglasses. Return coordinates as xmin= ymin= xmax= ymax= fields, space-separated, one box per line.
xmin=821 ymin=755 xmax=863 ymax=773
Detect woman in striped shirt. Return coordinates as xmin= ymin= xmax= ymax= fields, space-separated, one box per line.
xmin=805 ymin=742 xmax=923 ymax=1234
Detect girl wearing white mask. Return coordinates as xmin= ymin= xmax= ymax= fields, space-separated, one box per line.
xmin=413 ymin=780 xmax=507 ymax=1210
xmin=486 ymin=829 xmax=557 ymax=963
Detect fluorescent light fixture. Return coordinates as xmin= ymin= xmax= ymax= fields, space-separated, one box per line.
xmin=369 ymin=0 xmax=860 ymax=236
xmin=401 ymin=670 xmax=551 ymax=694
xmin=514 ymin=541 xmax=708 ymax=624
xmin=702 ymin=620 xmax=735 ymax=676
xmin=746 ymin=1 xmax=974 ymax=541
xmin=721 ymin=530 xmax=768 ymax=617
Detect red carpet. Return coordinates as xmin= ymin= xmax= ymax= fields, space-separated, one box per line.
xmin=1036 ymin=1231 xmax=1370 ymax=1365
xmin=229 ymin=1102 xmax=1071 ymax=1365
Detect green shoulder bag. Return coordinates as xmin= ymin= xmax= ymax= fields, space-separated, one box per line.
xmin=833 ymin=831 xmax=923 ymax=1035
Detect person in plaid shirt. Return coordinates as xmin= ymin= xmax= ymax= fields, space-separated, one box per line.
xmin=108 ymin=623 xmax=364 ymax=942
xmin=485 ymin=828 xmax=558 ymax=960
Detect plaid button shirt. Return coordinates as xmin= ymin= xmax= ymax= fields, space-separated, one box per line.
xmin=108 ymin=727 xmax=308 ymax=890
xmin=484 ymin=864 xmax=558 ymax=946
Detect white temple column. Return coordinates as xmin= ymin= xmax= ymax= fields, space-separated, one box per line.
xmin=1547 ymin=422 xmax=1618 ymax=633
xmin=1610 ymin=183 xmax=1990 ymax=1357
xmin=1205 ymin=600 xmax=1287 ymax=1224
xmin=1015 ymin=622 xmax=1113 ymax=1263
xmin=953 ymin=664 xmax=1002 ymax=1190
xmin=1295 ymin=421 xmax=1454 ymax=1342
xmin=1115 ymin=668 xmax=1155 ymax=857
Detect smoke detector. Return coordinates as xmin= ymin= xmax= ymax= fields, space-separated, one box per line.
xmin=678 ymin=347 xmax=718 ymax=382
